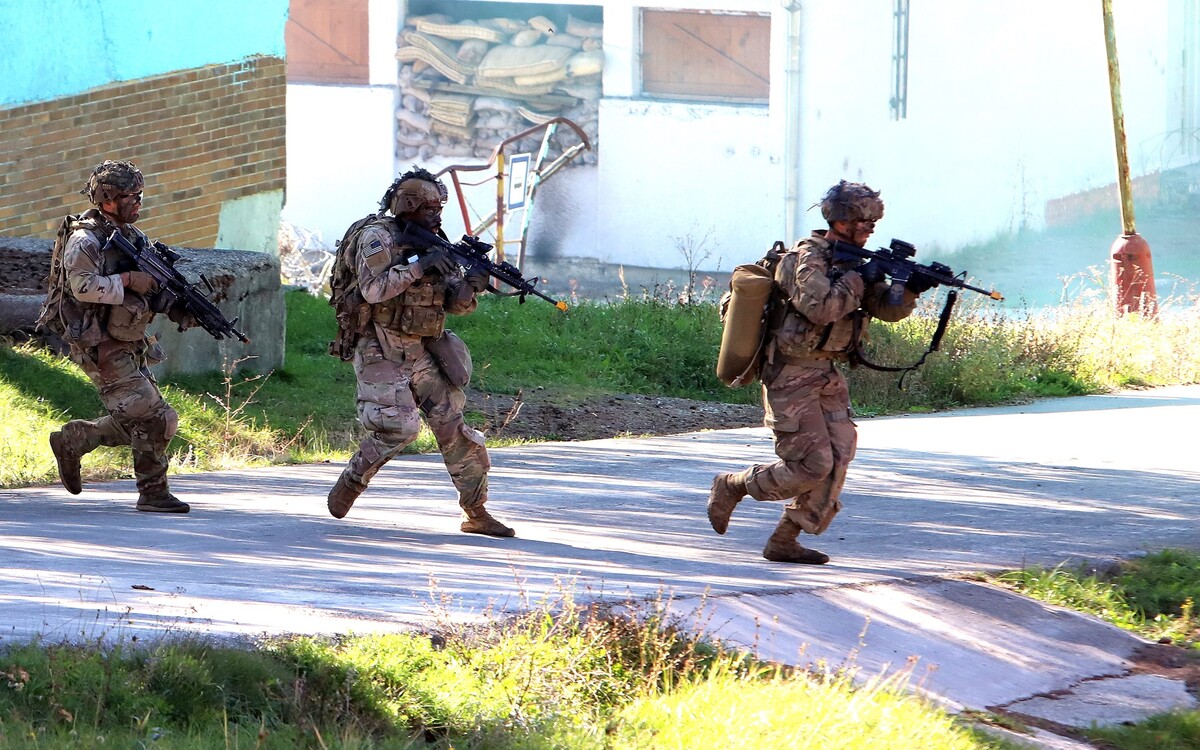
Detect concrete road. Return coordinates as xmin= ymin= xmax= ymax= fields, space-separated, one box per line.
xmin=3 ymin=385 xmax=1198 ymax=741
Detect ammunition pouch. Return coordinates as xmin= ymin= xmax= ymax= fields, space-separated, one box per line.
xmin=772 ymin=308 xmax=865 ymax=363
xmin=107 ymin=294 xmax=154 ymax=342
xmin=328 ymin=288 xmax=370 ymax=362
xmin=144 ymin=333 xmax=167 ymax=367
xmin=426 ymin=329 xmax=472 ymax=388
xmin=398 ymin=305 xmax=446 ymax=337
xmin=61 ymin=301 xmax=107 ymax=349
xmin=371 ymin=282 xmax=448 ymax=337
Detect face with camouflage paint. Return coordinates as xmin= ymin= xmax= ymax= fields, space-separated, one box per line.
xmin=820 ymin=180 xmax=884 ymax=247
xmin=102 ymin=190 xmax=143 ymax=224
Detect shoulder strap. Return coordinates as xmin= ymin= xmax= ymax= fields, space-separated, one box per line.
xmin=850 ymin=291 xmax=958 ymax=388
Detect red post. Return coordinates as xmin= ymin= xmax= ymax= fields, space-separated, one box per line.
xmin=1110 ymin=233 xmax=1157 ymax=316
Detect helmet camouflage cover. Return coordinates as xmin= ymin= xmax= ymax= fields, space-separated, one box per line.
xmin=381 ymin=166 xmax=448 ymax=217
xmin=81 ymin=160 xmax=144 ymax=206
xmin=819 ymin=180 xmax=884 ymax=224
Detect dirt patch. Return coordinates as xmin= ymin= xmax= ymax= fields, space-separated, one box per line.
xmin=467 ymin=388 xmax=763 ymax=441
xmin=0 ymin=247 xmax=49 ymax=295
xmin=1129 ymin=641 xmax=1200 ymax=694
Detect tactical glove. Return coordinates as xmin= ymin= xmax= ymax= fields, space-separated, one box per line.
xmin=418 ymin=248 xmax=457 ymax=277
xmin=121 ymin=270 xmax=159 ymax=295
xmin=167 ymin=304 xmax=199 ymax=330
xmin=856 ymin=259 xmax=886 ymax=285
xmin=464 ymin=267 xmax=490 ymax=293
xmin=906 ymin=262 xmax=951 ymax=294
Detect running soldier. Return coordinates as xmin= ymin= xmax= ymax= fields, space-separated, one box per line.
xmin=325 ymin=167 xmax=514 ymax=537
xmin=40 ymin=160 xmax=197 ymax=513
xmin=706 ymin=181 xmax=939 ymax=563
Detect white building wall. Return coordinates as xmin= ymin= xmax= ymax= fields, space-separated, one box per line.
xmin=282 ymin=0 xmax=400 ymax=245
xmin=796 ymin=1 xmax=1174 ymax=254
xmin=286 ymin=0 xmax=1186 ymax=268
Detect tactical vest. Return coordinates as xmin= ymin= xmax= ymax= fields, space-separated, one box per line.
xmin=327 ymin=215 xmax=451 ymax=360
xmin=769 ymin=239 xmax=868 ymax=364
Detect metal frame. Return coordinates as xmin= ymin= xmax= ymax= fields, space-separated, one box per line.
xmin=433 ymin=117 xmax=591 ymax=268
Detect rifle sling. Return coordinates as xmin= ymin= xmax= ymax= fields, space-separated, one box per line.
xmin=849 ymin=290 xmax=958 ymax=388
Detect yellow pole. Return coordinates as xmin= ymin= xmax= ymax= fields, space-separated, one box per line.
xmin=495 ymin=151 xmax=506 ymax=262
xmin=1102 ymin=0 xmax=1135 ymax=234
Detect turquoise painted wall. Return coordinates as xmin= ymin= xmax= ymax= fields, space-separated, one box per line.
xmin=0 ymin=0 xmax=288 ymax=107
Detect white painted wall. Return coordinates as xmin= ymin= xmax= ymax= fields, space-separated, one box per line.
xmin=286 ymin=0 xmax=1190 ymax=271
xmin=794 ymin=1 xmax=1177 ymax=255
xmin=593 ymin=0 xmax=1182 ymax=268
xmin=282 ymin=84 xmax=398 ymax=245
xmin=282 ymin=0 xmax=399 ymax=246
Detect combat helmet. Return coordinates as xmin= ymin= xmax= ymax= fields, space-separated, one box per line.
xmin=819 ymin=180 xmax=884 ymax=224
xmin=81 ymin=160 xmax=144 ymax=206
xmin=380 ymin=166 xmax=448 ymax=218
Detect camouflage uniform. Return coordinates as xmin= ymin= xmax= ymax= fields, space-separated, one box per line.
xmin=43 ymin=161 xmax=191 ymax=512
xmin=708 ymin=181 xmax=922 ymax=562
xmin=327 ymin=169 xmax=512 ymax=536
xmin=746 ymin=231 xmax=915 ymax=528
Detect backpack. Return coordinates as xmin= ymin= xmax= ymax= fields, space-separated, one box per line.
xmin=35 ymin=212 xmax=112 ymax=343
xmin=326 ymin=213 xmax=381 ymax=361
xmin=715 ymin=241 xmax=788 ymax=387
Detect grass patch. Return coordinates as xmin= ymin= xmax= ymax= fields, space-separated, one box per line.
xmin=989 ymin=549 xmax=1200 ymax=748
xmin=0 ymin=594 xmax=1024 ymax=749
xmin=989 ymin=548 xmax=1200 ymax=648
xmin=5 ymin=281 xmax=1200 ymax=489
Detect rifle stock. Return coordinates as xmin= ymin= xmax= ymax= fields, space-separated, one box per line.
xmin=399 ymin=222 xmax=568 ymax=311
xmin=104 ymin=232 xmax=250 ymax=342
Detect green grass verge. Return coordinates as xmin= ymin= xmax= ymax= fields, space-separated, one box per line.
xmin=5 ymin=285 xmax=1200 ymax=489
xmin=0 ymin=596 xmax=1025 ymax=750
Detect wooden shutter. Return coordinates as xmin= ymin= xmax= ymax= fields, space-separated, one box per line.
xmin=641 ymin=10 xmax=770 ymax=101
xmin=287 ymin=0 xmax=369 ymax=84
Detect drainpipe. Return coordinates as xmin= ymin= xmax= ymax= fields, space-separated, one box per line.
xmin=783 ymin=0 xmax=804 ymax=242
xmin=1102 ymin=0 xmax=1157 ymax=317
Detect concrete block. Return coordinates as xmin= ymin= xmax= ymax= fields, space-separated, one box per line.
xmin=0 ymin=235 xmax=284 ymax=375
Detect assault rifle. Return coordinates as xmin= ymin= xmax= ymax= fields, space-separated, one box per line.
xmin=398 ymin=222 xmax=569 ymax=311
xmin=830 ymin=238 xmax=1002 ymax=381
xmin=832 ymin=238 xmax=1004 ymax=304
xmin=103 ymin=232 xmax=250 ymax=343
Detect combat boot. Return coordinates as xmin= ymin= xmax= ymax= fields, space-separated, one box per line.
xmin=460 ymin=505 xmax=515 ymax=537
xmin=706 ymin=472 xmax=747 ymax=535
xmin=327 ymin=471 xmax=366 ymax=519
xmin=49 ymin=431 xmax=82 ymax=495
xmin=762 ymin=516 xmax=829 ymax=565
xmin=136 ymin=493 xmax=190 ymax=513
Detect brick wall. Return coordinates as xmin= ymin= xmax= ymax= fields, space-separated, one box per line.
xmin=0 ymin=56 xmax=285 ymax=247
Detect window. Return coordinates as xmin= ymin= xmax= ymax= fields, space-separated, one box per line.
xmin=286 ymin=0 xmax=369 ymax=84
xmin=640 ymin=10 xmax=769 ymax=102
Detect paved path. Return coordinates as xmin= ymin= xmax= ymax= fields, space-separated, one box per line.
xmin=3 ymin=385 xmax=1199 ymax=745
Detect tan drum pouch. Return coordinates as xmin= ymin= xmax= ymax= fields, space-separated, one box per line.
xmin=426 ymin=329 xmax=473 ymax=388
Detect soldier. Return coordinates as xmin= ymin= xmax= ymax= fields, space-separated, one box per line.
xmin=325 ymin=167 xmax=514 ymax=537
xmin=706 ymin=181 xmax=939 ymax=563
xmin=41 ymin=160 xmax=196 ymax=513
